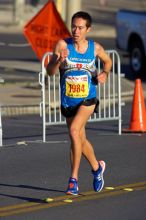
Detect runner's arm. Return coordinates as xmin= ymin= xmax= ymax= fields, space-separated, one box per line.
xmin=95 ymin=43 xmax=112 ymax=83
xmin=46 ymin=40 xmax=68 ymax=76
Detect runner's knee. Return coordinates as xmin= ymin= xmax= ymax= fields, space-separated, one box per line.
xmin=69 ymin=126 xmax=80 ymax=140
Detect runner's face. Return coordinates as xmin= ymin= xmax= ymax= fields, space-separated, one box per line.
xmin=71 ymin=18 xmax=90 ymax=42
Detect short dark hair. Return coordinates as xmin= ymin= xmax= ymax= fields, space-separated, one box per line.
xmin=71 ymin=11 xmax=92 ymax=28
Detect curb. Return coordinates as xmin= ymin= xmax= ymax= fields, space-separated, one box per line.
xmin=1 ymin=95 xmax=134 ymax=117
xmin=1 ymin=104 xmax=40 ymax=117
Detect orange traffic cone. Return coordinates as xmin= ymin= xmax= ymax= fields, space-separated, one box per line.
xmin=126 ymin=79 xmax=146 ymax=132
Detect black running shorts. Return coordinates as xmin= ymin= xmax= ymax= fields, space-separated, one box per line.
xmin=61 ymin=98 xmax=99 ymax=118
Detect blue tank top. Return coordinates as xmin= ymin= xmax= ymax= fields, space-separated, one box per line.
xmin=60 ymin=38 xmax=97 ymax=108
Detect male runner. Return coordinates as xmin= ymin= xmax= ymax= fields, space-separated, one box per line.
xmin=47 ymin=11 xmax=112 ymax=195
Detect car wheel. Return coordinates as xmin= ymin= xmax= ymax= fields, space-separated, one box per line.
xmin=129 ymin=40 xmax=146 ymax=76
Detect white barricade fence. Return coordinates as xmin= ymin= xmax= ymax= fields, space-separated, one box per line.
xmin=39 ymin=50 xmax=122 ymax=142
xmin=0 ymin=106 xmax=2 ymax=147
xmin=0 ymin=77 xmax=4 ymax=147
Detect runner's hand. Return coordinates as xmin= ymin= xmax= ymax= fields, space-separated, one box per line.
xmin=97 ymin=71 xmax=108 ymax=84
xmin=58 ymin=49 xmax=69 ymax=62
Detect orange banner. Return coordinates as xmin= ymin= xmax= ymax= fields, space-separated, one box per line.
xmin=23 ymin=0 xmax=71 ymax=61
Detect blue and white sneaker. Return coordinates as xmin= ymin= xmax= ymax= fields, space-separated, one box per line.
xmin=66 ymin=177 xmax=79 ymax=195
xmin=92 ymin=160 xmax=106 ymax=192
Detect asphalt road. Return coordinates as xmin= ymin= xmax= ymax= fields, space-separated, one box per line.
xmin=0 ymin=102 xmax=146 ymax=219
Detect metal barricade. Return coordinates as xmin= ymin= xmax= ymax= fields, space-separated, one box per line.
xmin=0 ymin=77 xmax=4 ymax=147
xmin=39 ymin=50 xmax=122 ymax=142
xmin=0 ymin=106 xmax=2 ymax=147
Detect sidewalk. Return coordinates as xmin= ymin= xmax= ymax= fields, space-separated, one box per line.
xmin=0 ymin=60 xmax=41 ymax=116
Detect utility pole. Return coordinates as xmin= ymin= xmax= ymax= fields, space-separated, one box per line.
xmin=66 ymin=0 xmax=81 ymax=30
xmin=13 ymin=0 xmax=25 ymax=24
xmin=56 ymin=0 xmax=67 ymax=21
xmin=55 ymin=0 xmax=82 ymax=30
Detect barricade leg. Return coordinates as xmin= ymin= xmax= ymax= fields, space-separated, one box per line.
xmin=0 ymin=107 xmax=2 ymax=146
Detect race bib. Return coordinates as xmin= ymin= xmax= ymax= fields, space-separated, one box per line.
xmin=65 ymin=75 xmax=88 ymax=98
